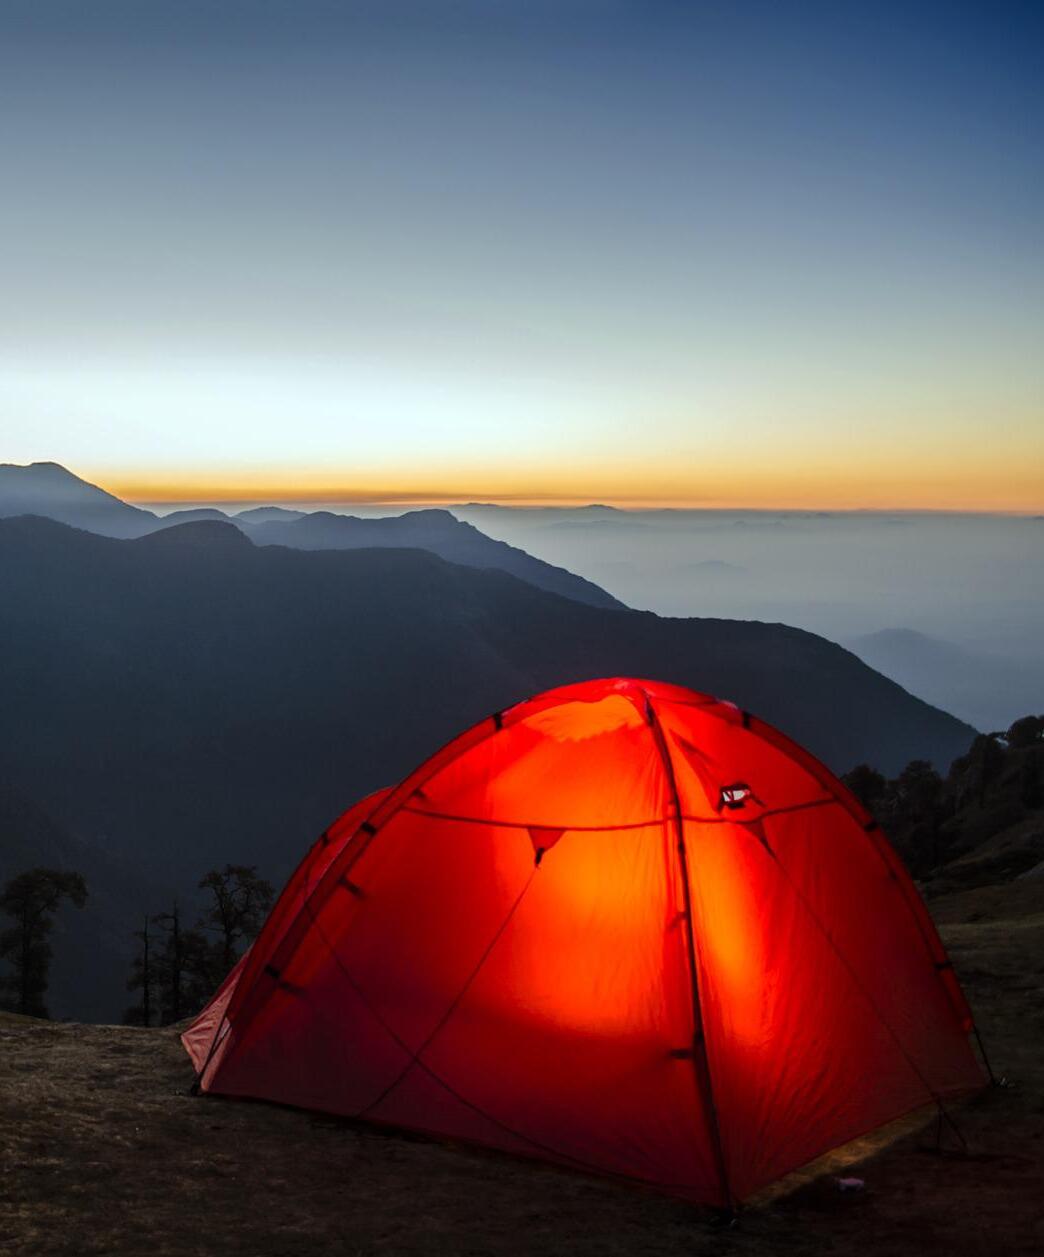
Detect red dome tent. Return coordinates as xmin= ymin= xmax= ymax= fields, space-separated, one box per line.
xmin=183 ymin=677 xmax=985 ymax=1206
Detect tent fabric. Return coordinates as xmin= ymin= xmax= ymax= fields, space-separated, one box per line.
xmin=182 ymin=677 xmax=984 ymax=1205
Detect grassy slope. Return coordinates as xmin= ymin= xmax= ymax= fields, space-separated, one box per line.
xmin=1 ymin=881 xmax=1041 ymax=1257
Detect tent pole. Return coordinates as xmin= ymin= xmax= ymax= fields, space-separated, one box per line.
xmin=973 ymin=1025 xmax=998 ymax=1086
xmin=644 ymin=695 xmax=735 ymax=1215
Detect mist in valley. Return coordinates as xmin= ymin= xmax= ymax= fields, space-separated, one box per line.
xmin=448 ymin=507 xmax=1044 ymax=732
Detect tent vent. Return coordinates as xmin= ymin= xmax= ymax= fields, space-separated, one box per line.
xmin=719 ymin=783 xmax=752 ymax=810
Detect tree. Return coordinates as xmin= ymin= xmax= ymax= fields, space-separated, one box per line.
xmin=128 ymin=866 xmax=275 ymax=1027
xmin=894 ymin=760 xmax=943 ymax=815
xmin=952 ymin=734 xmax=1007 ymax=807
xmin=152 ymin=902 xmax=185 ymax=1023
xmin=123 ymin=915 xmax=154 ymax=1027
xmin=1007 ymin=714 xmax=1044 ymax=750
xmin=890 ymin=760 xmax=946 ymax=870
xmin=842 ymin=764 xmax=888 ymax=813
xmin=1020 ymin=749 xmax=1043 ymax=810
xmin=198 ymin=865 xmax=274 ymax=976
xmin=0 ymin=868 xmax=87 ymax=1017
xmin=152 ymin=903 xmax=215 ymax=1025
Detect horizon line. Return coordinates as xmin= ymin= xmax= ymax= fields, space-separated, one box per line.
xmin=137 ymin=497 xmax=1043 ymax=518
xmin=7 ymin=462 xmax=1042 ymax=515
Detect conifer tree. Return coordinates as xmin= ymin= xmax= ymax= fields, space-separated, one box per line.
xmin=0 ymin=868 xmax=87 ymax=1017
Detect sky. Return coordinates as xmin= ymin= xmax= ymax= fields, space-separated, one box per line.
xmin=1 ymin=1 xmax=1041 ymax=509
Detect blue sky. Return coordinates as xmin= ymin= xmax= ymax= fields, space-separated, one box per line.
xmin=1 ymin=2 xmax=1041 ymax=506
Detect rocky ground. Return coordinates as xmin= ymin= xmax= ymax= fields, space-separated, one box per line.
xmin=1 ymin=877 xmax=1042 ymax=1257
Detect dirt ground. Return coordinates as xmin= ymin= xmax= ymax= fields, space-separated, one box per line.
xmin=2 ymin=887 xmax=1042 ymax=1257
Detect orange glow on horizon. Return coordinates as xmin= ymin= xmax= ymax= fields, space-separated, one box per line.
xmin=91 ymin=456 xmax=1044 ymax=514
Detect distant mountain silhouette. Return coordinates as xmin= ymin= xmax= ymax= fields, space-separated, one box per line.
xmin=234 ymin=506 xmax=305 ymax=524
xmin=0 ymin=463 xmax=622 ymax=610
xmin=247 ymin=509 xmax=624 ymax=609
xmin=454 ymin=503 xmax=641 ymax=532
xmin=0 ymin=461 xmax=156 ymax=537
xmin=846 ymin=628 xmax=1043 ymax=733
xmin=131 ymin=517 xmax=256 ymax=556
xmin=156 ymin=507 xmax=235 ymax=526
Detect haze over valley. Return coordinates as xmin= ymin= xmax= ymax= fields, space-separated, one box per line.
xmin=452 ymin=504 xmax=1044 ymax=732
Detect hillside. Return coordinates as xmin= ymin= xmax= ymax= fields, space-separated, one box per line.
xmin=843 ymin=718 xmax=1044 ymax=886
xmin=847 ymin=628 xmax=1040 ymax=733
xmin=0 ymin=462 xmax=155 ymax=538
xmin=1 ymin=878 xmax=1040 ymax=1256
xmin=0 ymin=462 xmax=622 ymax=610
xmin=247 ymin=508 xmax=624 ymax=609
xmin=0 ymin=515 xmax=976 ymax=1017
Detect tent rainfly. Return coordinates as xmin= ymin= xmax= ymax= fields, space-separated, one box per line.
xmin=183 ymin=677 xmax=986 ymax=1206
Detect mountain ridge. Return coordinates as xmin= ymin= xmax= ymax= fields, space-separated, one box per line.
xmin=248 ymin=508 xmax=625 ymax=609
xmin=0 ymin=461 xmax=156 ymax=537
xmin=0 ymin=462 xmax=623 ymax=610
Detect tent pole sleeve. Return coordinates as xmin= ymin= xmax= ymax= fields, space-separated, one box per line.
xmin=645 ymin=696 xmax=734 ymax=1211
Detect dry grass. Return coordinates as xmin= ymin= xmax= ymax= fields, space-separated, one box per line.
xmin=2 ymin=889 xmax=1042 ymax=1257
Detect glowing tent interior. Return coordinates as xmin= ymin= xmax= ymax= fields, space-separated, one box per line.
xmin=183 ymin=677 xmax=986 ymax=1206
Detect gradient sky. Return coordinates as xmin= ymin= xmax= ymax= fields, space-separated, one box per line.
xmin=1 ymin=1 xmax=1041 ymax=508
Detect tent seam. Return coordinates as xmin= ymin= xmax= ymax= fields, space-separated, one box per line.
xmin=353 ymin=866 xmax=539 ymax=1120
xmin=643 ymin=690 xmax=735 ymax=1212
xmin=765 ymin=841 xmax=963 ymax=1127
xmin=295 ymin=893 xmax=683 ymax=1188
xmin=399 ymin=796 xmax=837 ymax=832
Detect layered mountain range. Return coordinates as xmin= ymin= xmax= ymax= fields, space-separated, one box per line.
xmin=1 ymin=512 xmax=973 ymax=873
xmin=0 ymin=462 xmax=621 ymax=610
xmin=0 ymin=463 xmax=979 ymax=1018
